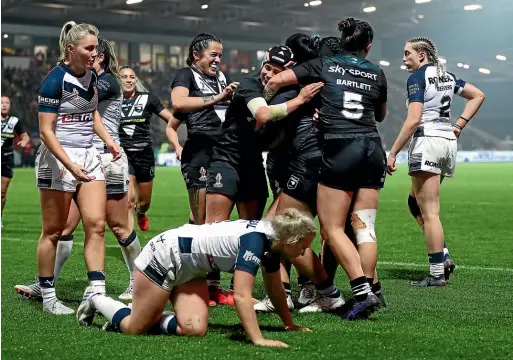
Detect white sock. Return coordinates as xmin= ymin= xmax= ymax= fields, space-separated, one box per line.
xmin=118 ymin=231 xmax=141 ymax=282
xmin=443 ymin=247 xmax=449 ymax=255
xmin=429 ymin=263 xmax=445 ymax=277
xmin=40 ymin=277 xmax=57 ymax=306
xmin=92 ymin=294 xmax=129 ymax=323
xmin=54 ymin=235 xmax=74 ymax=282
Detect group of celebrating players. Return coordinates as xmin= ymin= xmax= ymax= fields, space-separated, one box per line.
xmin=3 ymin=15 xmax=485 ymax=348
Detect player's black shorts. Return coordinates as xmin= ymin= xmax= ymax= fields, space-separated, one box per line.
xmin=265 ymin=151 xmax=289 ymax=199
xmin=180 ymin=139 xmax=213 ymax=189
xmin=125 ymin=147 xmax=155 ymax=183
xmin=181 ymin=163 xmax=209 ymax=189
xmin=320 ymin=133 xmax=386 ymax=191
xmin=1 ymin=158 xmax=14 ymax=179
xmin=206 ymin=159 xmax=269 ymax=202
xmin=282 ymin=150 xmax=321 ymax=214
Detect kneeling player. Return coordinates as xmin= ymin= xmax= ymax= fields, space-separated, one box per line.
xmin=77 ymin=209 xmax=314 ymax=348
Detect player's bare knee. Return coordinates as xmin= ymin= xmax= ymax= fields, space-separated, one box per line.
xmin=179 ymin=316 xmax=207 ymax=337
xmin=352 ymin=209 xmax=377 ymax=245
xmin=84 ymin=219 xmax=106 ymax=239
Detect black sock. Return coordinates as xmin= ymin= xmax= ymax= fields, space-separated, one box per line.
xmin=229 ymin=277 xmax=234 ymax=291
xmin=207 ymin=271 xmax=221 ymax=291
xmin=366 ymin=277 xmax=374 ymax=286
xmin=188 ymin=218 xmax=195 ymax=225
xmin=371 ymin=281 xmax=382 ymax=296
xmin=349 ymin=276 xmax=372 ymax=302
xmin=283 ymin=282 xmax=291 ymax=297
xmin=297 ymin=275 xmax=310 ymax=287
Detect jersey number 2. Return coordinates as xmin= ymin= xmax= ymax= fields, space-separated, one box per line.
xmin=439 ymin=95 xmax=451 ymax=117
xmin=342 ymin=91 xmax=364 ymax=120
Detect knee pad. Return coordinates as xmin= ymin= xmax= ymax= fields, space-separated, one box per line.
xmin=408 ymin=195 xmax=422 ymax=219
xmin=351 ymin=209 xmax=377 ymax=245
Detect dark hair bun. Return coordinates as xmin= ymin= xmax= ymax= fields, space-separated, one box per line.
xmin=338 ymin=17 xmax=356 ymax=35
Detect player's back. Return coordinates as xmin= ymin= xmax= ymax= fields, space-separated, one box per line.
xmin=173 ymin=219 xmax=274 ymax=273
xmin=317 ymin=55 xmax=387 ymax=134
xmin=407 ymin=64 xmax=465 ymax=139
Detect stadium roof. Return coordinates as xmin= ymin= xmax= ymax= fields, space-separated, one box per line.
xmin=3 ymin=0 xmax=513 ymax=82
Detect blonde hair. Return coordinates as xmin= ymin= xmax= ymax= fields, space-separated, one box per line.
xmin=407 ymin=37 xmax=445 ymax=84
xmin=270 ymin=208 xmax=316 ymax=244
xmin=58 ymin=21 xmax=99 ymax=64
xmin=120 ymin=66 xmax=148 ymax=92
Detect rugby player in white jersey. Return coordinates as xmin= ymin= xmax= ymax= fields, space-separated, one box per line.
xmin=15 ymin=38 xmax=141 ymax=301
xmin=26 ymin=21 xmax=120 ymax=315
xmin=387 ymin=37 xmax=485 ymax=286
xmin=77 ymin=209 xmax=314 ymax=348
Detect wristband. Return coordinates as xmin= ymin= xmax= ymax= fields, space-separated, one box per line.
xmin=459 ymin=116 xmax=469 ymax=123
xmin=453 ymin=124 xmax=464 ymax=131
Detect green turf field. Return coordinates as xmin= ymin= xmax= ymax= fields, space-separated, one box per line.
xmin=2 ymin=164 xmax=513 ymax=359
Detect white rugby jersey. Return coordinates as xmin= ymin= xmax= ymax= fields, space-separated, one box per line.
xmin=407 ymin=64 xmax=466 ymax=139
xmin=93 ymin=71 xmax=122 ymax=150
xmin=157 ymin=219 xmax=280 ymax=276
xmin=38 ymin=64 xmax=98 ymax=148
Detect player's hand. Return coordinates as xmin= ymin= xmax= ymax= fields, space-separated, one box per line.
xmin=219 ymin=82 xmax=239 ymax=101
xmin=386 ymin=153 xmax=397 ymax=174
xmin=175 ymin=145 xmax=183 ymax=160
xmin=254 ymin=338 xmax=289 ymax=348
xmin=17 ymin=138 xmax=30 ymax=148
xmin=107 ymin=142 xmax=121 ymax=161
xmin=285 ymin=324 xmax=311 ymax=332
xmin=298 ymin=82 xmax=324 ymax=104
xmin=68 ymin=163 xmax=95 ymax=182
xmin=453 ymin=126 xmax=462 ymax=138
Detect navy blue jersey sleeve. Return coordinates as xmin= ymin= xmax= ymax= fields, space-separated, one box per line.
xmin=292 ymin=58 xmax=323 ymax=85
xmin=148 ymin=92 xmax=165 ymax=115
xmin=97 ymin=74 xmax=121 ymax=102
xmin=447 ymin=72 xmax=466 ymax=95
xmin=269 ymin=85 xmax=299 ymax=105
xmin=407 ymin=71 xmax=426 ymax=104
xmin=260 ymin=251 xmax=281 ymax=273
xmin=378 ymin=69 xmax=388 ymax=103
xmin=171 ymin=68 xmax=194 ymax=90
xmin=38 ymin=67 xmax=64 ymax=113
xmin=234 ymin=232 xmax=267 ymax=276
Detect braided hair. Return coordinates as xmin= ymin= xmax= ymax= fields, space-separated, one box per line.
xmin=338 ymin=17 xmax=374 ymax=54
xmin=407 ymin=37 xmax=444 ymax=84
xmin=186 ymin=33 xmax=222 ymax=66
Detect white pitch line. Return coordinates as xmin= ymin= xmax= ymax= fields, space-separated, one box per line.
xmin=379 ymin=261 xmax=513 ymax=273
xmin=3 ymin=236 xmax=513 ymax=273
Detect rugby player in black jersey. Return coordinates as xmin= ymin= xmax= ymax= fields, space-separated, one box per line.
xmin=1 ymin=95 xmax=30 ymax=223
xmin=169 ymin=33 xmax=238 ymax=227
xmin=255 ymin=35 xmax=345 ymax=314
xmin=119 ymin=66 xmax=174 ymax=232
xmin=204 ymin=45 xmax=323 ymax=306
xmin=263 ymin=18 xmax=387 ymax=319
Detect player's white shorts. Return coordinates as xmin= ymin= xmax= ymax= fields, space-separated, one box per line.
xmin=408 ymin=136 xmax=457 ymax=177
xmin=134 ymin=230 xmax=206 ymax=291
xmin=100 ymin=148 xmax=129 ymax=195
xmin=35 ymin=144 xmax=105 ymax=192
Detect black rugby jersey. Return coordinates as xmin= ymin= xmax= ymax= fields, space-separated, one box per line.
xmin=211 ymin=74 xmax=265 ymax=165
xmin=292 ymin=55 xmax=387 ymax=134
xmin=171 ymin=67 xmax=230 ymax=138
xmin=1 ymin=116 xmax=24 ymax=160
xmin=119 ymin=91 xmax=165 ymax=149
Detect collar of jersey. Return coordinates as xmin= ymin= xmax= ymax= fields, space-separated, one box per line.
xmin=61 ymin=63 xmax=87 ymax=78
